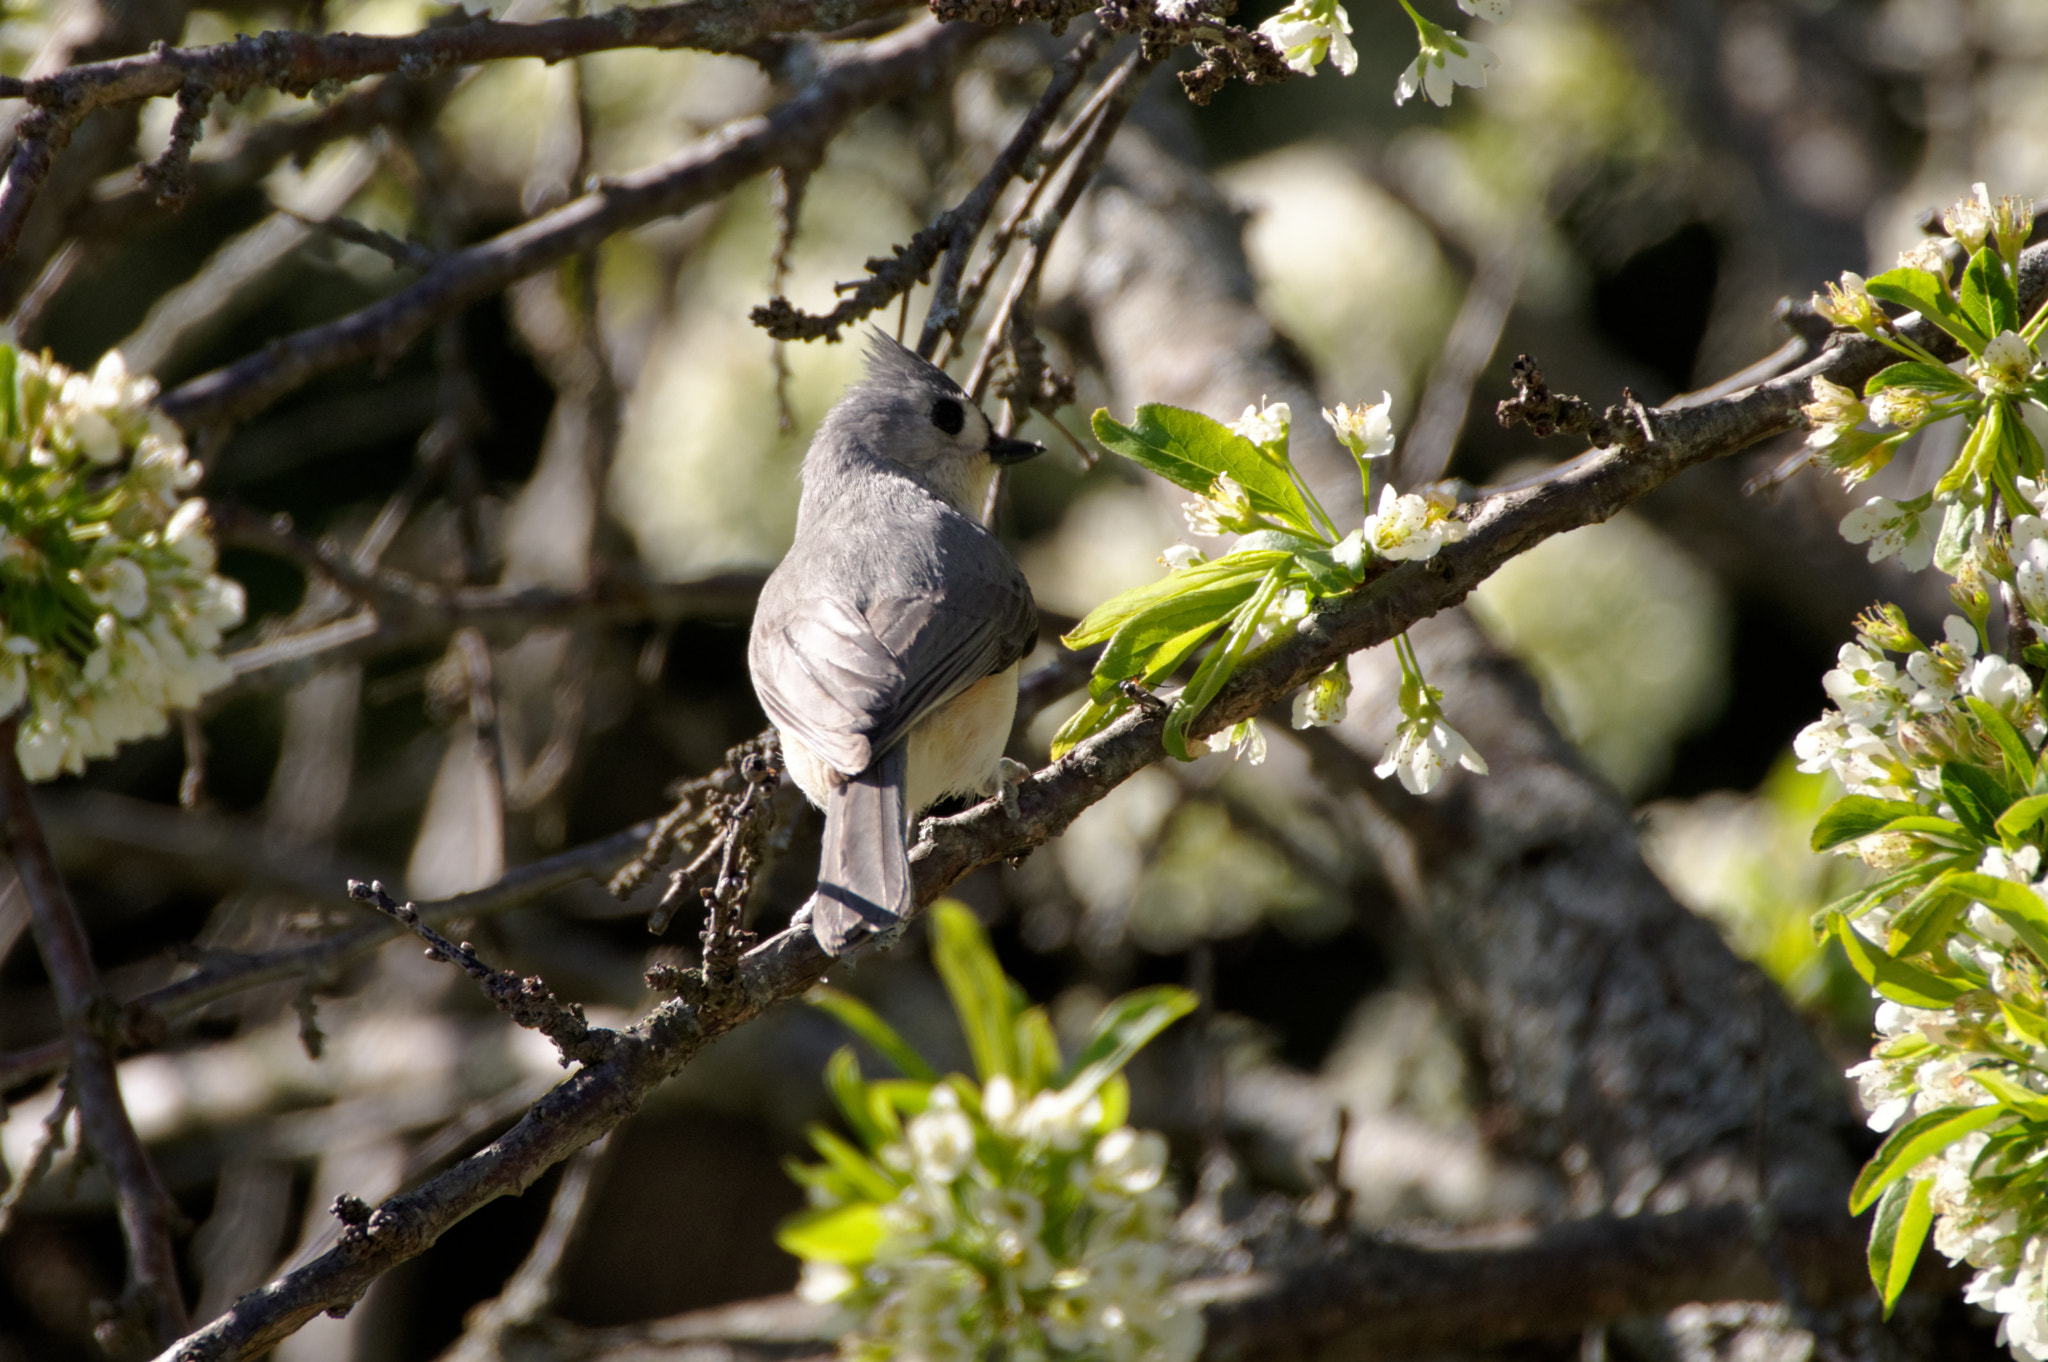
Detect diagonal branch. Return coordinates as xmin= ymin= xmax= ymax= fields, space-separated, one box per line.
xmin=156 ymin=18 xmax=986 ymax=433
xmin=148 ymin=235 xmax=2014 ymax=1359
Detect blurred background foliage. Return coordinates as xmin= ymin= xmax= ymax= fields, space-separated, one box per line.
xmin=1 ymin=0 xmax=2045 ymax=1357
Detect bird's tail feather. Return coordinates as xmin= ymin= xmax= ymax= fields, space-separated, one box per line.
xmin=810 ymin=744 xmax=911 ymax=955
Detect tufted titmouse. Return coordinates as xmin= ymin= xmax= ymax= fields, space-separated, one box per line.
xmin=748 ymin=332 xmax=1043 ymax=955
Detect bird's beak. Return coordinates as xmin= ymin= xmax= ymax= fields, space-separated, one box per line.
xmin=986 ymin=432 xmax=1045 ymax=466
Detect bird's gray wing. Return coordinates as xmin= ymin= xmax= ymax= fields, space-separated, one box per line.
xmin=750 ymin=541 xmax=1036 ymax=778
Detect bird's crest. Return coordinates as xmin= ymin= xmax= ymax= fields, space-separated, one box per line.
xmin=861 ymin=328 xmax=966 ymax=400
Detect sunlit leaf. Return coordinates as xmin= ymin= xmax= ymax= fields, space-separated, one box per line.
xmin=1830 ymin=911 xmax=1972 ymax=1008
xmin=1960 ymin=247 xmax=2021 ymax=338
xmin=1057 ymin=985 xmax=1198 ymax=1103
xmin=1092 ymin=405 xmax=1315 ymax=533
xmin=776 ymin=1201 xmax=887 ymax=1264
xmin=931 ymin=900 xmax=1018 ymax=1082
xmin=1813 ymin=795 xmax=1929 ymax=852
xmin=1867 ymin=1176 xmax=1934 ymax=1316
xmin=1163 ymin=564 xmax=1287 ymax=761
xmin=809 ymin=987 xmax=938 ymax=1081
xmin=1865 ymin=266 xmax=1987 ymax=354
xmin=1849 ymin=1102 xmax=2005 ymax=1214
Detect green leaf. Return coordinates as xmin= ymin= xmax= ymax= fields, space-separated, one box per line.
xmin=825 ymin=1046 xmax=886 ymax=1150
xmin=1830 ymin=911 xmax=1971 ymax=1008
xmin=1887 ymin=882 xmax=1965 ymax=961
xmin=1850 ymin=1102 xmax=2006 ymax=1214
xmin=1095 ymin=1072 xmax=1130 ymax=1132
xmin=1062 ymin=551 xmax=1288 ymax=648
xmin=1968 ymin=1068 xmax=2048 ymax=1121
xmin=1866 ymin=266 xmax=1988 ymax=353
xmin=1968 ymin=697 xmax=2040 ymax=791
xmin=1087 ymin=585 xmax=1255 ymax=703
xmin=1867 ymin=1177 xmax=1935 ymax=1317
xmin=2003 ymin=998 xmax=2048 ymax=1049
xmin=931 ymin=900 xmax=1018 ymax=1082
xmin=1813 ymin=795 xmax=1929 ymax=852
xmin=1015 ymin=1005 xmax=1063 ymax=1093
xmin=0 ymin=345 xmax=17 ymax=444
xmin=1231 ymin=529 xmax=1326 ymax=556
xmin=1816 ymin=859 xmax=1960 ymax=929
xmin=1866 ymin=360 xmax=1974 ymax=397
xmin=808 ymin=987 xmax=938 ymax=1081
xmin=1944 ymin=871 xmax=2048 ymax=964
xmin=1091 ymin=406 xmax=1315 ymax=533
xmin=776 ymin=1201 xmax=887 ymax=1264
xmin=1057 ymin=985 xmax=1198 ymax=1102
xmin=805 ymin=1125 xmax=900 ymax=1202
xmin=1996 ymin=792 xmax=2048 ymax=842
xmin=1163 ymin=564 xmax=1287 ymax=761
xmin=1942 ymin=762 xmax=2010 ymax=842
xmin=1961 ymin=247 xmax=2022 ymax=339
xmin=1050 ymin=692 xmax=1129 ymax=761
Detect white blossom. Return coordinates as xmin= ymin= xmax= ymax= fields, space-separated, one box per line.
xmin=1946 ymin=183 xmax=1996 ymax=254
xmin=1395 ymin=26 xmax=1499 ymax=106
xmin=1203 ymin=717 xmax=1268 ymax=764
xmin=1229 ymin=398 xmax=1291 ymax=446
xmin=1324 ymin=393 xmax=1394 ymax=460
xmin=1973 ymin=330 xmax=2039 ymax=397
xmin=1259 ymin=0 xmax=1357 ymax=76
xmin=907 ymin=1099 xmax=976 ymax=1183
xmin=1182 ymin=472 xmax=1256 ymax=537
xmin=1839 ymin=496 xmax=1938 ymax=571
xmin=1291 ymin=661 xmax=1352 ymax=729
xmin=1376 ymin=713 xmax=1488 ymax=794
xmin=1362 ymin=483 xmax=1466 ymax=562
xmin=1457 ymin=0 xmax=1509 ymax=19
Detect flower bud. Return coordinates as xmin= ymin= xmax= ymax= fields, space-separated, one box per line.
xmin=1812 ymin=273 xmax=1884 ymax=332
xmin=1855 ymin=603 xmax=1919 ymax=655
xmin=1993 ymin=193 xmax=2035 ymax=265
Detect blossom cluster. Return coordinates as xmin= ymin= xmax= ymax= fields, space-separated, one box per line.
xmin=1255 ymin=0 xmax=1506 ymax=107
xmin=781 ymin=903 xmax=1201 ymax=1362
xmin=1063 ymin=391 xmax=1484 ymax=789
xmin=0 ymin=345 xmax=242 ymax=780
xmin=1183 ymin=397 xmax=1481 ymax=791
xmin=1793 ymin=186 xmax=2048 ymax=1353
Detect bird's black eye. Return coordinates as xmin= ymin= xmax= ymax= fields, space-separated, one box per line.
xmin=930 ymin=397 xmax=965 ymax=435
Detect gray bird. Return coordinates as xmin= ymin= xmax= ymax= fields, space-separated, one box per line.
xmin=748 ymin=332 xmax=1044 ymax=954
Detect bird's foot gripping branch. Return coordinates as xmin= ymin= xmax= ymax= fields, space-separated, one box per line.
xmin=1792 ymin=184 xmax=2048 ymax=1349
xmin=1053 ymin=396 xmax=1487 ymax=793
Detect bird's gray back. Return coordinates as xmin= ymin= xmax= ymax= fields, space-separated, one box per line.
xmin=750 ymin=465 xmax=1036 ymax=777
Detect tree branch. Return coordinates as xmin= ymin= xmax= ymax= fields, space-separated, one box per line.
xmin=157 ymin=18 xmax=986 ymax=433
xmin=0 ymin=0 xmax=916 ymax=270
xmin=0 ymin=717 xmax=189 ymax=1347
xmin=147 ymin=241 xmax=1973 ymax=1356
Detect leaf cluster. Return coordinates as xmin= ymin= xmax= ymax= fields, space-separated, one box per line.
xmin=777 ymin=900 xmax=1196 ymax=1269
xmin=1054 ymin=404 xmax=1376 ymax=761
xmin=1813 ymin=697 xmax=2048 ymax=1310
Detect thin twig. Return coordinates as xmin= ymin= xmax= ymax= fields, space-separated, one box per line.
xmin=913 ymin=29 xmax=1101 ymax=358
xmin=348 ymin=879 xmax=615 ymax=1065
xmin=964 ymin=52 xmax=1153 ymax=402
xmin=0 ymin=717 xmax=189 ymax=1345
xmin=0 ymin=0 xmax=916 ymax=188
xmin=0 ymin=813 xmax=657 ymax=1091
xmin=160 ymin=19 xmax=988 ymax=432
